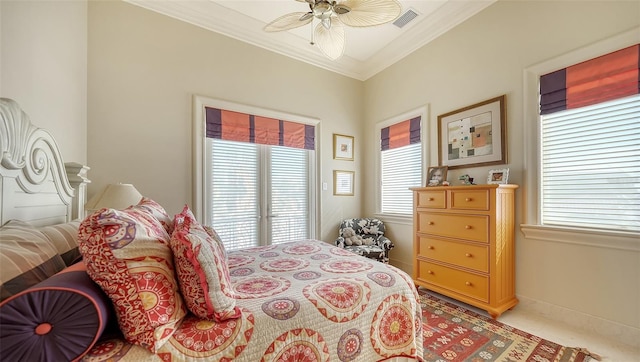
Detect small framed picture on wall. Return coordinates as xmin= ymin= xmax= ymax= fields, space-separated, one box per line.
xmin=334 ymin=170 xmax=354 ymax=196
xmin=333 ymin=134 xmax=354 ymax=161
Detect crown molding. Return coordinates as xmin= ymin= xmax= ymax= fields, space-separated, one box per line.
xmin=125 ymin=0 xmax=495 ymax=81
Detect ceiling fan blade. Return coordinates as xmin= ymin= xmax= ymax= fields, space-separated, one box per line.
xmin=264 ymin=12 xmax=313 ymax=32
xmin=314 ymin=18 xmax=345 ymax=60
xmin=337 ymin=0 xmax=401 ymax=27
xmin=333 ymin=4 xmax=351 ymax=15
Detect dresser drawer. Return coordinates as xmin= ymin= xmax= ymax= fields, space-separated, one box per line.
xmin=417 ymin=212 xmax=489 ymax=242
xmin=450 ymin=189 xmax=490 ymax=210
xmin=416 ymin=261 xmax=489 ymax=302
xmin=416 ymin=190 xmax=446 ymax=209
xmin=417 ymin=237 xmax=488 ymax=272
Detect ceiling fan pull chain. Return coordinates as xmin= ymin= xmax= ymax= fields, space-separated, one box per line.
xmin=310 ymin=17 xmax=315 ymax=45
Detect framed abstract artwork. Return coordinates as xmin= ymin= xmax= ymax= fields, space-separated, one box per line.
xmin=438 ymin=95 xmax=506 ymax=169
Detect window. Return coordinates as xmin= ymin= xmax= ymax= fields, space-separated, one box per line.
xmin=540 ymin=95 xmax=640 ymax=232
xmin=193 ymin=97 xmax=319 ymax=251
xmin=523 ymin=31 xmax=639 ymax=241
xmin=378 ymin=110 xmax=425 ymax=216
xmin=381 ymin=143 xmax=421 ymax=214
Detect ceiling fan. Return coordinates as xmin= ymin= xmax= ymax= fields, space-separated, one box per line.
xmin=263 ymin=0 xmax=402 ymax=60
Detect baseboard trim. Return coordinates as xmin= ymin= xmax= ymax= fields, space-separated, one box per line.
xmin=517 ymin=294 xmax=640 ymax=349
xmin=389 ymin=258 xmax=412 ymax=276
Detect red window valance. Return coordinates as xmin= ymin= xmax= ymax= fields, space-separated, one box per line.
xmin=205 ymin=107 xmax=315 ymax=150
xmin=380 ymin=116 xmax=421 ymax=151
xmin=540 ymin=44 xmax=639 ymax=115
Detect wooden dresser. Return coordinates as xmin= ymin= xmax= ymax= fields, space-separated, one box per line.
xmin=410 ymin=184 xmax=518 ymax=318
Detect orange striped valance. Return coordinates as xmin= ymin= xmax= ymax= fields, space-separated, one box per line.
xmin=380 ymin=116 xmax=421 ymax=151
xmin=540 ymin=44 xmax=639 ymax=115
xmin=206 ymin=107 xmax=315 ymax=150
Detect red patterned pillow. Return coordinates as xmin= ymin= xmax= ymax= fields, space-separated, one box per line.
xmin=78 ymin=204 xmax=186 ymax=353
xmin=170 ymin=206 xmax=240 ymax=321
xmin=135 ymin=197 xmax=174 ymax=234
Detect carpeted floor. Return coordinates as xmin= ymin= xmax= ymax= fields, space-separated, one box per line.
xmin=419 ymin=290 xmax=599 ymax=362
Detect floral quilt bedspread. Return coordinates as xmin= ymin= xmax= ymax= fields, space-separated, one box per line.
xmin=83 ymin=240 xmax=423 ymax=361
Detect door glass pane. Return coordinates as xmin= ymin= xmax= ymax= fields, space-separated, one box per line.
xmin=270 ymin=146 xmax=309 ymax=244
xmin=210 ymin=139 xmax=259 ymax=250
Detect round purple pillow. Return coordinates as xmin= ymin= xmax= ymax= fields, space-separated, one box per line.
xmin=0 ymin=262 xmax=113 ymax=362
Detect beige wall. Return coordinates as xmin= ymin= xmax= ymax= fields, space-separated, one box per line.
xmin=0 ymin=0 xmax=87 ymax=164
xmin=363 ymin=0 xmax=639 ymax=335
xmin=87 ymin=1 xmax=363 ymax=241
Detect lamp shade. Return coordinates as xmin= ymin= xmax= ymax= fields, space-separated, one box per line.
xmin=85 ymin=183 xmax=143 ymax=211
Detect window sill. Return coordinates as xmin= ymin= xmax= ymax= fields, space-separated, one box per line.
xmin=373 ymin=213 xmax=413 ymax=225
xmin=520 ymin=224 xmax=640 ymax=252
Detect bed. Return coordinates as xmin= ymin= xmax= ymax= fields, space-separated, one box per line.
xmin=0 ymin=97 xmax=423 ymax=361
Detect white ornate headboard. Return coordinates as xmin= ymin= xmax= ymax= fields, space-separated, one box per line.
xmin=0 ymin=98 xmax=89 ymax=226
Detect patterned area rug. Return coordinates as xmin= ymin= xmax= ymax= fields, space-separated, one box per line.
xmin=419 ymin=290 xmax=598 ymax=362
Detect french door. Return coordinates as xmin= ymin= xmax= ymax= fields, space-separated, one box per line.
xmin=206 ymin=138 xmax=314 ymax=250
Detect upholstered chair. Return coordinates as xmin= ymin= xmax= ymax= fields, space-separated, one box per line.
xmin=334 ymin=218 xmax=394 ymax=263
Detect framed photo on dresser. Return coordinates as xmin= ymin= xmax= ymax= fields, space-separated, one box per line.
xmin=488 ymin=168 xmax=509 ymax=184
xmin=427 ymin=166 xmax=448 ymax=186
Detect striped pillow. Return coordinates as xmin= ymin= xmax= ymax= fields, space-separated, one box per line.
xmin=39 ymin=220 xmax=81 ymax=266
xmin=0 ymin=220 xmax=66 ymax=302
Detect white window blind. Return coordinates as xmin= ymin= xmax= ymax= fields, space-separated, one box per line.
xmin=540 ymin=94 xmax=640 ymax=232
xmin=210 ymin=139 xmax=259 ymax=250
xmin=209 ymin=139 xmax=313 ymax=250
xmin=381 ymin=143 xmax=422 ymax=214
xmin=270 ymin=146 xmax=309 ymax=244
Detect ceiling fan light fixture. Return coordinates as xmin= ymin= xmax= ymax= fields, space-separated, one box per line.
xmin=312 ymin=1 xmax=332 ymax=19
xmin=321 ymin=17 xmax=332 ymax=29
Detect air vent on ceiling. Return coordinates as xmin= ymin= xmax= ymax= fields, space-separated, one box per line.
xmin=393 ymin=8 xmax=419 ymax=28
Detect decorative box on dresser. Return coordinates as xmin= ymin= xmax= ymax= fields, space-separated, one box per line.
xmin=410 ymin=184 xmax=518 ymax=318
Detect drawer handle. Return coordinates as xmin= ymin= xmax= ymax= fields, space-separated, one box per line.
xmin=428 ymin=245 xmax=435 ymax=250
xmin=428 ymin=197 xmax=434 ymax=201
xmin=465 ymin=197 xmax=472 ymax=202
xmin=465 ymin=225 xmax=472 ymax=229
xmin=465 ymin=281 xmax=472 ymax=286
xmin=428 ymin=221 xmax=434 ymax=225
xmin=465 ymin=253 xmax=472 ymax=257
xmin=427 ymin=270 xmax=434 ymax=275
